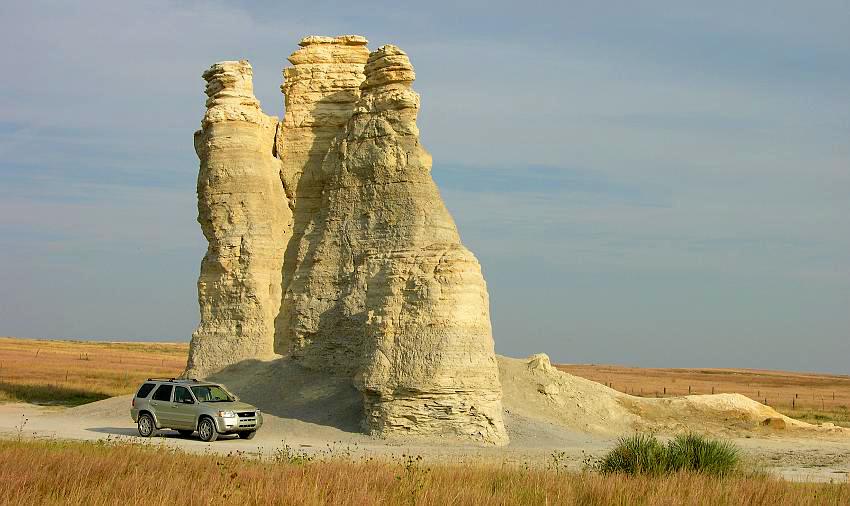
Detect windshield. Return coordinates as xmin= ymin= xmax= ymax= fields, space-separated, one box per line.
xmin=190 ymin=385 xmax=234 ymax=403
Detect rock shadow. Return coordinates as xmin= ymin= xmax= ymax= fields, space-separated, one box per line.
xmin=208 ymin=357 xmax=363 ymax=433
xmin=273 ymin=89 xmax=367 ymax=372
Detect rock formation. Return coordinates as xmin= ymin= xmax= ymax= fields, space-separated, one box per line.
xmin=283 ymin=45 xmax=508 ymax=443
xmin=186 ymin=38 xmax=507 ymax=444
xmin=186 ymin=61 xmax=291 ymax=378
xmin=273 ymin=35 xmax=370 ymax=357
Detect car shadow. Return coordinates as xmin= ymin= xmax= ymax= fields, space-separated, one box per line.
xmin=86 ymin=427 xmax=242 ymax=441
xmin=87 ymin=427 xmax=138 ymax=437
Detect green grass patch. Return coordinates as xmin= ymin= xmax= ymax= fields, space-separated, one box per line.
xmin=597 ymin=433 xmax=741 ymax=476
xmin=597 ymin=433 xmax=668 ymax=475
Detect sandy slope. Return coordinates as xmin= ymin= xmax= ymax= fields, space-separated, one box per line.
xmin=0 ymin=354 xmax=847 ymax=483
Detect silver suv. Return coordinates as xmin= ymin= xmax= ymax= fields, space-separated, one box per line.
xmin=130 ymin=378 xmax=263 ymax=442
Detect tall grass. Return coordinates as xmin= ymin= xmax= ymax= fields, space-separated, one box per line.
xmin=0 ymin=439 xmax=847 ymax=505
xmin=0 ymin=337 xmax=187 ymax=405
xmin=598 ymin=433 xmax=741 ymax=476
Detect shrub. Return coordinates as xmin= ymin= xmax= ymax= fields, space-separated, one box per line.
xmin=665 ymin=433 xmax=740 ymax=476
xmin=597 ymin=434 xmax=668 ymax=475
xmin=598 ymin=433 xmax=740 ymax=476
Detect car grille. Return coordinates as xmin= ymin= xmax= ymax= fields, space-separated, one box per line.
xmin=237 ymin=411 xmax=257 ymax=429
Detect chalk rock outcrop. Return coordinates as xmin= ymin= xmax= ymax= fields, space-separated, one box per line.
xmin=186 ymin=61 xmax=291 ymax=378
xmin=274 ymin=35 xmax=370 ymax=355
xmin=282 ymin=45 xmax=508 ymax=443
xmin=186 ymin=39 xmax=507 ymax=444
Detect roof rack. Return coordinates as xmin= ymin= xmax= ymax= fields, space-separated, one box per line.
xmin=146 ymin=378 xmax=201 ymax=383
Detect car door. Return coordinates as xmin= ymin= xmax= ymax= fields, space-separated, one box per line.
xmin=171 ymin=386 xmax=197 ymax=430
xmin=149 ymin=384 xmax=174 ymax=427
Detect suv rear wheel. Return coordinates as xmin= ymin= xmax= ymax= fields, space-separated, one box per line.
xmin=238 ymin=430 xmax=256 ymax=440
xmin=137 ymin=413 xmax=155 ymax=437
xmin=198 ymin=417 xmax=218 ymax=442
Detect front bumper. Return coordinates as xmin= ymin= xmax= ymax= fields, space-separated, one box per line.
xmin=214 ymin=411 xmax=263 ymax=433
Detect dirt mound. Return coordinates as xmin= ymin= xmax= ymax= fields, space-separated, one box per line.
xmin=500 ymin=354 xmax=847 ymax=438
xmin=499 ymin=354 xmax=640 ymax=434
xmin=66 ymin=395 xmax=134 ymax=420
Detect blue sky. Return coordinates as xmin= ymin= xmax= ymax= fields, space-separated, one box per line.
xmin=1 ymin=1 xmax=848 ymax=372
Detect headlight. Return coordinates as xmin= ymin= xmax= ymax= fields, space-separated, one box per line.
xmin=218 ymin=411 xmax=236 ymax=418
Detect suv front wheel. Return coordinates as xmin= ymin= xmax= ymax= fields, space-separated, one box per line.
xmin=198 ymin=417 xmax=219 ymax=442
xmin=137 ymin=413 xmax=155 ymax=437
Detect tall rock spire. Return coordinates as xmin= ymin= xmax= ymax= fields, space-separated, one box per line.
xmin=283 ymin=45 xmax=508 ymax=443
xmin=186 ymin=61 xmax=291 ymax=378
xmin=274 ymin=35 xmax=371 ymax=355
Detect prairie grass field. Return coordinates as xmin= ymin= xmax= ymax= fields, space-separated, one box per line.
xmin=558 ymin=363 xmax=850 ymax=427
xmin=0 ymin=337 xmax=187 ymax=405
xmin=0 ymin=439 xmax=847 ymax=506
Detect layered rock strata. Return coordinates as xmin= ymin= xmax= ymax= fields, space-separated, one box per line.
xmin=282 ymin=45 xmax=508 ymax=443
xmin=186 ymin=61 xmax=291 ymax=378
xmin=274 ymin=36 xmax=371 ymax=356
xmin=186 ymin=40 xmax=508 ymax=444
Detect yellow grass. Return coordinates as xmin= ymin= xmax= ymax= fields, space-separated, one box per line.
xmin=0 ymin=337 xmax=188 ymax=406
xmin=0 ymin=439 xmax=847 ymax=505
xmin=558 ymin=363 xmax=850 ymax=427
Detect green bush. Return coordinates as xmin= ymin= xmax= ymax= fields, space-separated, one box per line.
xmin=597 ymin=434 xmax=668 ymax=475
xmin=665 ymin=433 xmax=740 ymax=476
xmin=597 ymin=433 xmax=740 ymax=476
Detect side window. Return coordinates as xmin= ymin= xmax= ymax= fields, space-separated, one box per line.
xmin=152 ymin=384 xmax=173 ymax=402
xmin=136 ymin=383 xmax=156 ymax=398
xmin=174 ymin=386 xmax=193 ymax=404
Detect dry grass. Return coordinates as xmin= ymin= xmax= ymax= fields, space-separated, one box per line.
xmin=557 ymin=363 xmax=850 ymax=427
xmin=0 ymin=337 xmax=187 ymax=406
xmin=0 ymin=439 xmax=847 ymax=505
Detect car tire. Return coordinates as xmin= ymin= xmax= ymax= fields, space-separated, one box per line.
xmin=238 ymin=430 xmax=256 ymax=440
xmin=177 ymin=430 xmax=194 ymax=437
xmin=137 ymin=413 xmax=155 ymax=437
xmin=198 ymin=417 xmax=218 ymax=442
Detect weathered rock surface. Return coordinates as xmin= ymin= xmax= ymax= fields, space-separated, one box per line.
xmin=274 ymin=35 xmax=371 ymax=355
xmin=281 ymin=45 xmax=508 ymax=444
xmin=186 ymin=40 xmax=507 ymax=444
xmin=186 ymin=61 xmax=291 ymax=378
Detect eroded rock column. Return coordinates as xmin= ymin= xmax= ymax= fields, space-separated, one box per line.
xmin=186 ymin=61 xmax=291 ymax=378
xmin=286 ymin=45 xmax=509 ymax=443
xmin=274 ymin=35 xmax=370 ymax=360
